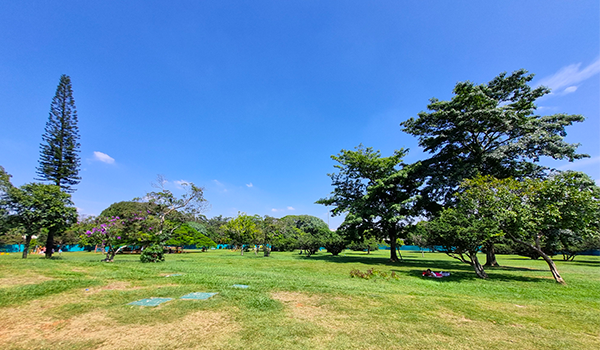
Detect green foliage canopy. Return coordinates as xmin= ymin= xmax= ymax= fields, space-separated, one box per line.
xmin=317 ymin=145 xmax=422 ymax=262
xmin=447 ymin=172 xmax=600 ymax=284
xmin=0 ymin=166 xmax=77 ymax=258
xmin=401 ymin=69 xmax=588 ymax=212
xmin=165 ymin=223 xmax=216 ymax=249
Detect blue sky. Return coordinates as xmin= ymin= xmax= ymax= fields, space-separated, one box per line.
xmin=1 ymin=1 xmax=598 ymax=229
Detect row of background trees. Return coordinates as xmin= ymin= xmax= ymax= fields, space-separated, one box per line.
xmin=1 ymin=70 xmax=599 ymax=283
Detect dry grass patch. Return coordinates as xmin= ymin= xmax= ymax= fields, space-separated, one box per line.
xmin=0 ymin=305 xmax=239 ymax=350
xmin=84 ymin=281 xmax=136 ymax=294
xmin=272 ymin=291 xmax=353 ymax=331
xmin=0 ymin=274 xmax=54 ymax=288
xmin=272 ymin=291 xmax=328 ymax=320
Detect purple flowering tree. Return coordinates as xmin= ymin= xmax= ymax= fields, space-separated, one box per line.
xmin=79 ymin=216 xmax=128 ymax=262
xmin=77 ymin=211 xmax=164 ymax=261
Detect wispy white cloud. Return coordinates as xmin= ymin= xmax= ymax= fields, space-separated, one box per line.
xmin=246 ymin=182 xmax=253 ymax=188
xmin=212 ymin=179 xmax=228 ymax=193
xmin=557 ymin=156 xmax=600 ymax=170
xmin=93 ymin=151 xmax=115 ymax=164
xmin=537 ymin=58 xmax=600 ymax=95
xmin=174 ymin=180 xmax=189 ymax=189
xmin=272 ymin=207 xmax=295 ymax=213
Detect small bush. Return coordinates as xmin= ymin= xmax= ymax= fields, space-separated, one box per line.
xmin=140 ymin=244 xmax=165 ymax=263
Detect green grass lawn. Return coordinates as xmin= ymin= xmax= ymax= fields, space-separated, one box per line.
xmin=0 ymin=249 xmax=598 ymax=350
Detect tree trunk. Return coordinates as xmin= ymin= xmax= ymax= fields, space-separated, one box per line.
xmin=484 ymin=242 xmax=499 ymax=267
xmin=420 ymin=249 xmax=424 ymax=258
xmin=470 ymin=253 xmax=488 ymax=279
xmin=22 ymin=235 xmax=32 ymax=259
xmin=103 ymin=245 xmax=114 ymax=262
xmin=396 ymin=247 xmax=404 ymax=262
xmin=538 ymin=250 xmax=565 ymax=284
xmin=510 ymin=235 xmax=566 ymax=284
xmin=45 ymin=230 xmax=55 ymax=258
xmin=389 ymin=233 xmax=399 ymax=262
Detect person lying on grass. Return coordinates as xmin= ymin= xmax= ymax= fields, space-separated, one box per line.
xmin=422 ymin=269 xmax=450 ymax=278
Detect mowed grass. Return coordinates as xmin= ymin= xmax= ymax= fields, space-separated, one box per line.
xmin=0 ymin=249 xmax=598 ymax=350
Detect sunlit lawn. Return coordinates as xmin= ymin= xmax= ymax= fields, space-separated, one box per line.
xmin=0 ymin=249 xmax=598 ymax=350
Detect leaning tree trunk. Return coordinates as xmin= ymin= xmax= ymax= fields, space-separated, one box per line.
xmin=22 ymin=235 xmax=32 ymax=259
xmin=484 ymin=242 xmax=499 ymax=267
xmin=538 ymin=250 xmax=566 ymax=284
xmin=103 ymin=245 xmax=126 ymax=262
xmin=510 ymin=235 xmax=566 ymax=284
xmin=470 ymin=252 xmax=488 ymax=279
xmin=396 ymin=246 xmax=404 ymax=262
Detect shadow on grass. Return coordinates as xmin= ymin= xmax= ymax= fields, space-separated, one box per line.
xmin=398 ymin=269 xmax=551 ymax=283
xmin=500 ymin=255 xmax=600 ymax=267
xmin=303 ymin=254 xmax=552 ymax=283
xmin=557 ymin=259 xmax=600 ymax=267
xmin=486 ymin=265 xmax=546 ymax=272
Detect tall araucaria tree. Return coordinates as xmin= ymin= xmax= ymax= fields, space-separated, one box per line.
xmin=37 ymin=74 xmax=81 ymax=193
xmin=401 ymin=69 xmax=588 ymax=266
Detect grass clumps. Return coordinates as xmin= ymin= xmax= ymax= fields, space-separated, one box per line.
xmin=349 ymin=268 xmax=399 ymax=280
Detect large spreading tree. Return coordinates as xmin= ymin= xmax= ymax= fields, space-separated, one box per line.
xmin=37 ymin=74 xmax=81 ymax=193
xmin=400 ymin=69 xmax=588 ymax=266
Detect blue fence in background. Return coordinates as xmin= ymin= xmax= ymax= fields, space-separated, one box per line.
xmin=2 ymin=243 xmax=598 ymax=256
xmin=0 ymin=244 xmax=86 ymax=253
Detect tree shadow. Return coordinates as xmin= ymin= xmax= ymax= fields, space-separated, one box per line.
xmin=499 ymin=255 xmax=600 ymax=267
xmin=557 ymin=259 xmax=600 ymax=267
xmin=486 ymin=265 xmax=546 ymax=272
xmin=397 ymin=269 xmax=552 ymax=283
xmin=302 ymin=254 xmax=554 ymax=283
